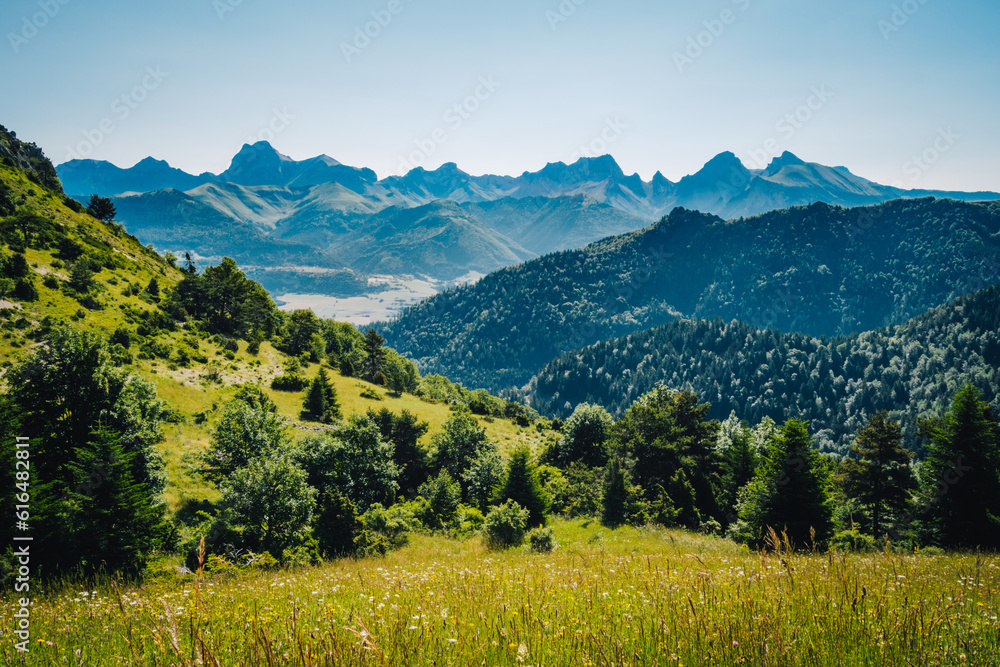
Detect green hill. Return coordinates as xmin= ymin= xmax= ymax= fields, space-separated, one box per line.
xmin=517 ymin=282 xmax=1000 ymax=456
xmin=382 ymin=199 xmax=1000 ymax=391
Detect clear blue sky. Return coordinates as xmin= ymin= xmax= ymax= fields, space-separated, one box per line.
xmin=2 ymin=0 xmax=997 ymax=190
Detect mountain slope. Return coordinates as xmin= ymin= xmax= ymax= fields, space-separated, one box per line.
xmin=334 ymin=200 xmax=534 ymax=280
xmin=381 ymin=198 xmax=1000 ymax=391
xmin=464 ymin=195 xmax=649 ymax=255
xmin=516 ymin=282 xmax=1000 ymax=456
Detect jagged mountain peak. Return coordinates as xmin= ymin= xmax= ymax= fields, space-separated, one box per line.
xmin=763 ymin=151 xmax=806 ymax=176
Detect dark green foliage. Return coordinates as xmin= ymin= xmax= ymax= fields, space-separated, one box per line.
xmin=431 ymin=409 xmax=493 ymax=482
xmin=367 ymin=408 xmax=430 ymax=499
xmin=313 ymin=488 xmax=360 ymax=557
xmin=66 ymin=426 xmax=165 ymax=573
xmin=601 ymin=455 xmax=628 ymax=528
xmin=919 ymin=385 xmax=1000 ymax=549
xmin=146 ymin=277 xmax=160 ymax=298
xmin=555 ymin=462 xmax=604 ymax=518
xmin=557 ymin=403 xmax=612 ymax=466
xmin=69 ymin=258 xmax=96 ymax=293
xmin=222 ymin=453 xmax=316 ymax=557
xmin=2 ymin=251 xmax=29 ymax=278
xmin=86 ymin=194 xmax=117 ymax=222
xmin=166 ymin=257 xmax=280 ymax=340
xmin=483 ymin=500 xmax=529 ymax=549
xmin=719 ymin=422 xmax=759 ymax=524
xmin=205 ymin=392 xmax=286 ymax=480
xmin=0 ymin=178 xmax=15 ymax=216
xmin=295 ymin=416 xmax=399 ymax=511
xmin=523 ymin=281 xmax=1000 ymax=457
xmin=363 ymin=328 xmax=387 ymax=384
xmin=12 ymin=277 xmax=37 ymax=302
xmin=302 ymin=368 xmax=341 ymax=423
xmin=284 ymin=309 xmax=324 ymax=359
xmin=611 ymin=386 xmax=721 ymax=521
xmin=499 ymin=447 xmax=550 ymax=527
xmin=270 ymin=373 xmax=309 ymax=391
xmin=737 ymin=419 xmax=834 ymax=548
xmin=528 ymin=526 xmax=555 ymax=553
xmin=840 ymin=412 xmax=916 ymax=539
xmin=418 ymin=470 xmax=462 ymax=529
xmin=6 ymin=326 xmax=165 ymax=576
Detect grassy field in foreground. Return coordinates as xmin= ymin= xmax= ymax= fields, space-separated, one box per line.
xmin=5 ymin=520 xmax=999 ymax=666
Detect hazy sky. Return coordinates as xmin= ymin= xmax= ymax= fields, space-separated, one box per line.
xmin=2 ymin=0 xmax=998 ymax=190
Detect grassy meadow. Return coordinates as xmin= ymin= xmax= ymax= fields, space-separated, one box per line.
xmin=5 ymin=520 xmax=998 ymax=666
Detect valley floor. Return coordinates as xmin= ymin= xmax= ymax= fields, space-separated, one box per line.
xmin=6 ymin=520 xmax=999 ymax=666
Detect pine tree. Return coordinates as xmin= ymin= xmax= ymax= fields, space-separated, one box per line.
xmin=842 ymin=411 xmax=916 ymax=539
xmin=314 ymin=488 xmax=360 ymax=557
xmin=67 ymin=426 xmax=164 ymax=573
xmin=739 ymin=419 xmax=834 ymax=548
xmin=499 ymin=446 xmax=550 ymax=527
xmin=303 ymin=368 xmax=341 ymax=423
xmin=362 ymin=328 xmax=387 ymax=384
xmin=601 ymin=455 xmax=628 ymax=528
xmin=920 ymin=384 xmax=1000 ymax=548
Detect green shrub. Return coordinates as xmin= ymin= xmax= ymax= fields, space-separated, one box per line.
xmin=270 ymin=373 xmax=308 ymax=391
xmin=360 ymin=386 xmax=382 ymax=400
xmin=830 ymin=530 xmax=879 ymax=553
xmin=528 ymin=526 xmax=555 ymax=553
xmin=483 ymin=500 xmax=529 ymax=550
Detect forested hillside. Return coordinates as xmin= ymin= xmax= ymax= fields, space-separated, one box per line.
xmin=518 ymin=282 xmax=1000 ymax=456
xmin=383 ymin=199 xmax=1000 ymax=390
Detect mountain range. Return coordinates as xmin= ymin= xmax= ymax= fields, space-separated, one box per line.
xmin=57 ymin=143 xmax=999 ymax=297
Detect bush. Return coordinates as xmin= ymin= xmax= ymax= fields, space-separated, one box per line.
xmin=12 ymin=278 xmax=38 ymax=302
xmin=528 ymin=526 xmax=555 ymax=553
xmin=360 ymin=387 xmax=382 ymax=400
xmin=830 ymin=530 xmax=880 ymax=553
xmin=483 ymin=500 xmax=529 ymax=550
xmin=270 ymin=374 xmax=309 ymax=391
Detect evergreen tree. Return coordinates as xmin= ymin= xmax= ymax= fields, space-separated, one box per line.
xmin=303 ymin=367 xmax=341 ymax=423
xmin=841 ymin=411 xmax=916 ymax=539
xmin=499 ymin=447 xmax=550 ymax=527
xmin=738 ymin=419 xmax=834 ymax=548
xmin=719 ymin=423 xmax=758 ymax=523
xmin=601 ymin=455 xmax=628 ymax=528
xmin=362 ymin=328 xmax=387 ymax=384
xmin=85 ymin=194 xmax=116 ymax=222
xmin=146 ymin=277 xmax=160 ymax=298
xmin=367 ymin=408 xmax=430 ymax=499
xmin=313 ymin=488 xmax=360 ymax=557
xmin=418 ymin=470 xmax=462 ymax=529
xmin=920 ymin=384 xmax=1000 ymax=549
xmin=611 ymin=386 xmax=721 ymax=521
xmin=67 ymin=426 xmax=164 ymax=573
